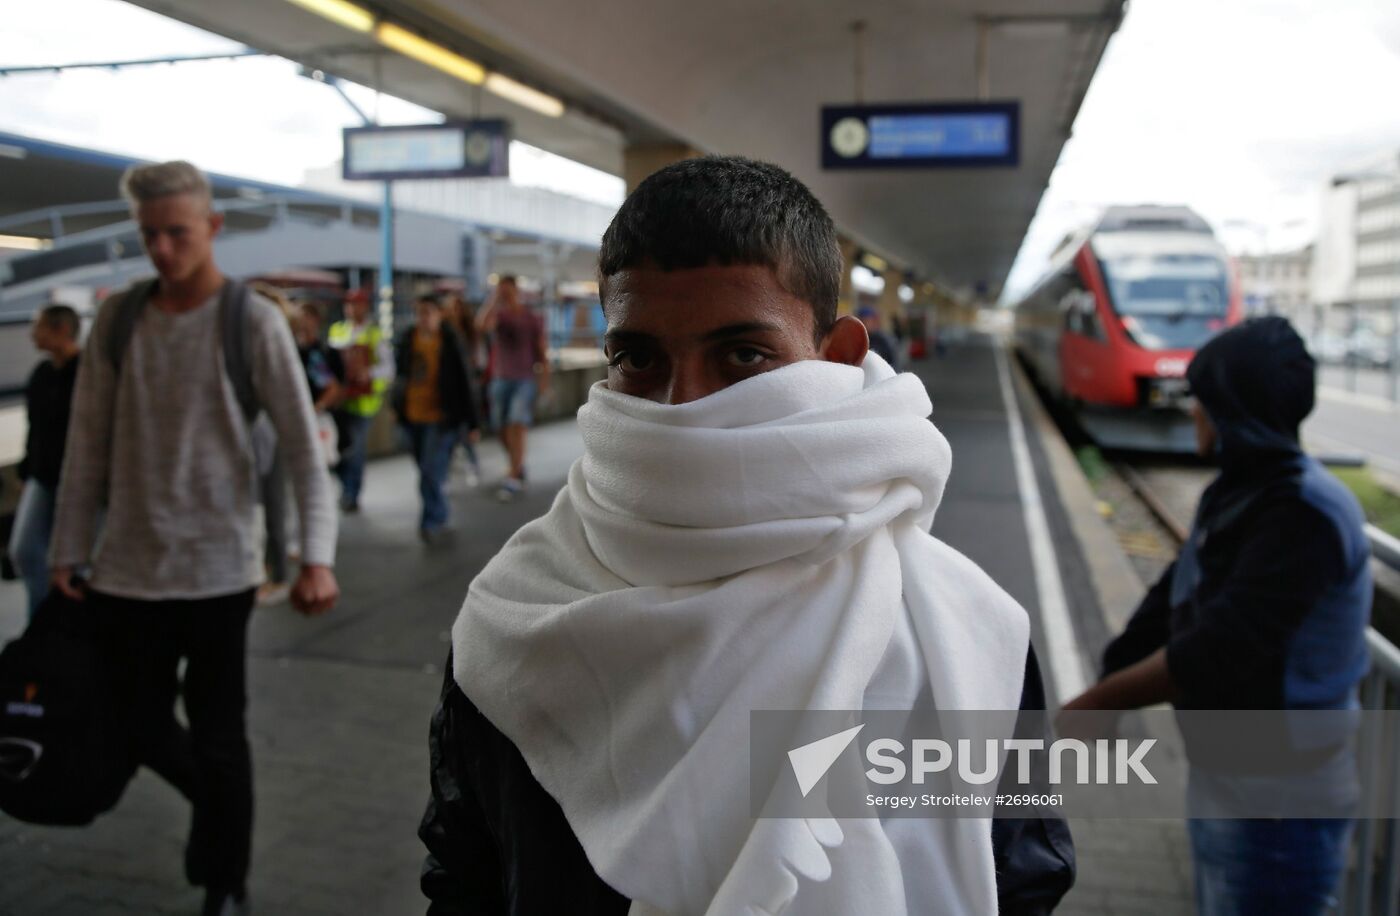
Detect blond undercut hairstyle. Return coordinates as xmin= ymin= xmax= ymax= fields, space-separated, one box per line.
xmin=119 ymin=160 xmax=213 ymax=210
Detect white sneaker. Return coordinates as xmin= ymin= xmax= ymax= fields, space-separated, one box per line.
xmin=496 ymin=477 xmax=525 ymax=502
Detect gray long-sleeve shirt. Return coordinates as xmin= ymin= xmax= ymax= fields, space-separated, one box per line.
xmin=50 ymin=285 xmax=338 ymax=600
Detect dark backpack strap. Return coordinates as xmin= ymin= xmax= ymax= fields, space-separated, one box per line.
xmin=105 ymin=278 xmax=159 ymax=373
xmin=219 ymin=279 xmax=259 ymax=423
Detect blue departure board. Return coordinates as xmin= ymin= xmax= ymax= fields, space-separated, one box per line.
xmin=821 ymin=102 xmax=1019 ymax=169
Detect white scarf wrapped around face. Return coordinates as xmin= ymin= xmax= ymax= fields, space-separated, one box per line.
xmin=453 ymin=354 xmax=1030 ymax=915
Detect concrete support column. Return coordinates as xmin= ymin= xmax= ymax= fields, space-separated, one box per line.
xmin=837 ymin=236 xmax=859 ymax=316
xmin=624 ymin=143 xmax=703 ymax=193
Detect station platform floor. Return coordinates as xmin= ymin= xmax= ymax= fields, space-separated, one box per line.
xmin=0 ymin=334 xmax=1194 ymax=915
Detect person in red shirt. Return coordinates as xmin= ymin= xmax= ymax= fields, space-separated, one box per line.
xmin=476 ymin=276 xmax=550 ymax=501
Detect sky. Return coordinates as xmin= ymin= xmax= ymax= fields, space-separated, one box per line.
xmin=1002 ymin=0 xmax=1400 ymax=299
xmin=2 ymin=0 xmax=1400 ymax=300
xmin=0 ymin=0 xmax=625 ymax=205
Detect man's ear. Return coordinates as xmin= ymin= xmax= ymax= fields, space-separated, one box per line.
xmin=209 ymin=211 xmax=225 ymax=237
xmin=818 ymin=314 xmax=869 ymax=367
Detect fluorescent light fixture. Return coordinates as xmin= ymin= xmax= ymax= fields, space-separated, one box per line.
xmin=285 ymin=0 xmax=374 ymax=33
xmin=376 ymin=22 xmax=485 ymax=85
xmin=0 ymin=234 xmax=50 ymax=251
xmin=485 ymin=73 xmax=564 ymax=118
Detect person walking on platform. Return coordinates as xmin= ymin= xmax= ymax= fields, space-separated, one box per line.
xmin=7 ymin=304 xmax=81 ymax=620
xmin=328 ymin=287 xmax=393 ymax=513
xmin=858 ymin=304 xmax=900 ymax=368
xmin=476 ymin=275 xmax=549 ymax=501
xmin=420 ymin=157 xmax=1074 ymax=915
xmin=443 ymin=292 xmax=484 ymax=487
xmin=48 ymin=160 xmax=340 ymax=916
xmin=393 ymin=296 xmax=479 ymax=543
xmin=291 ymin=302 xmax=344 ymax=462
xmin=1060 ymin=317 xmax=1371 ymax=916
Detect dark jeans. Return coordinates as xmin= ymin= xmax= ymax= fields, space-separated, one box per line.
xmin=99 ymin=588 xmax=257 ymax=894
xmin=406 ymin=422 xmax=457 ymax=531
xmin=335 ymin=412 xmax=373 ymax=505
xmin=1189 ymin=816 xmax=1353 ymax=915
xmin=7 ymin=480 xmax=55 ymax=620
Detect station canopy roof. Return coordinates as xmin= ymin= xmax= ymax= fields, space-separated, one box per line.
xmin=124 ymin=0 xmax=1124 ymax=297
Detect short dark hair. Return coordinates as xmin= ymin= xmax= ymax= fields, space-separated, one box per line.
xmin=415 ymin=295 xmax=442 ymax=309
xmin=38 ymin=304 xmax=80 ymax=339
xmin=597 ymin=156 xmax=842 ymax=340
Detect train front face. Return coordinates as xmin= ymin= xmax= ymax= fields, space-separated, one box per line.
xmin=1071 ymin=232 xmax=1241 ymax=413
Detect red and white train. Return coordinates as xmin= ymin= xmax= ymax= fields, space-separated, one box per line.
xmin=1014 ymin=205 xmax=1243 ymax=451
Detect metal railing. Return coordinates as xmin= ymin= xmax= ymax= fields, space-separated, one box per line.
xmin=1341 ymin=522 xmax=1400 ymax=915
xmin=1372 ymin=527 xmax=1400 ymax=571
xmin=1343 ymin=627 xmax=1400 ymax=915
xmin=0 ymin=198 xmax=136 ymax=238
xmin=0 ymin=196 xmax=380 ymax=304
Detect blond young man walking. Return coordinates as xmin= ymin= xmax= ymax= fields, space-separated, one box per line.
xmin=49 ymin=161 xmax=339 ymax=916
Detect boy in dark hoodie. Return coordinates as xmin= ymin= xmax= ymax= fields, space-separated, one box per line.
xmin=1061 ymin=316 xmax=1372 ymax=915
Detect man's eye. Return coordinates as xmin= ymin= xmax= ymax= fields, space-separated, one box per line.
xmin=608 ymin=350 xmax=655 ymax=373
xmin=726 ymin=347 xmax=767 ymax=368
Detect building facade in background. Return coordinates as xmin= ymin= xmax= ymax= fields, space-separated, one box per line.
xmin=1306 ymin=150 xmax=1400 ymax=368
xmin=1236 ymin=245 xmax=1312 ymax=321
xmin=1312 ymin=150 xmax=1400 ymax=310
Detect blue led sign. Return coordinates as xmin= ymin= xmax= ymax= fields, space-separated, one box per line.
xmin=821 ymin=102 xmax=1019 ymax=169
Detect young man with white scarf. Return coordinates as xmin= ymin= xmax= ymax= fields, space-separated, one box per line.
xmin=420 ymin=157 xmax=1074 ymax=914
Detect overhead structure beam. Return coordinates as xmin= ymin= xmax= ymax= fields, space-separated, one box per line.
xmin=0 ymin=50 xmax=269 ymax=76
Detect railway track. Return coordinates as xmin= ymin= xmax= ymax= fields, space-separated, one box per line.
xmin=1114 ymin=462 xmax=1191 ymax=546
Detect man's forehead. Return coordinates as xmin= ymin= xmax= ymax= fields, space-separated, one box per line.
xmin=606 ymin=263 xmax=777 ymax=295
xmin=603 ymin=264 xmax=813 ymax=334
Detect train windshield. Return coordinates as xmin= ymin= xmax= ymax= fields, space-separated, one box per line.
xmin=1099 ymin=252 xmax=1230 ymax=350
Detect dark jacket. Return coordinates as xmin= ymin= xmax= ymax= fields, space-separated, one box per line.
xmin=20 ymin=355 xmax=80 ymax=488
xmin=1102 ymin=317 xmax=1371 ymax=712
xmin=419 ymin=646 xmax=1075 ymax=915
xmin=393 ymin=323 xmax=479 ymax=429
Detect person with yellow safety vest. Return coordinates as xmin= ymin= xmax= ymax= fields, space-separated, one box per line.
xmin=328 ymin=289 xmax=394 ymax=513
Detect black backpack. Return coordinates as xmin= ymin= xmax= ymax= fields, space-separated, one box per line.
xmin=0 ymin=590 xmax=139 ymax=825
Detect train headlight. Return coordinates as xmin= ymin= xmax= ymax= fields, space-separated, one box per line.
xmin=1144 ymin=377 xmax=1191 ymax=408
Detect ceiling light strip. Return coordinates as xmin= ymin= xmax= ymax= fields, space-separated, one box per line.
xmin=376 ymin=22 xmax=486 ymax=85
xmin=284 ymin=0 xmax=563 ymax=113
xmin=285 ymin=0 xmax=374 ymax=33
xmin=484 ymin=73 xmax=564 ymax=118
